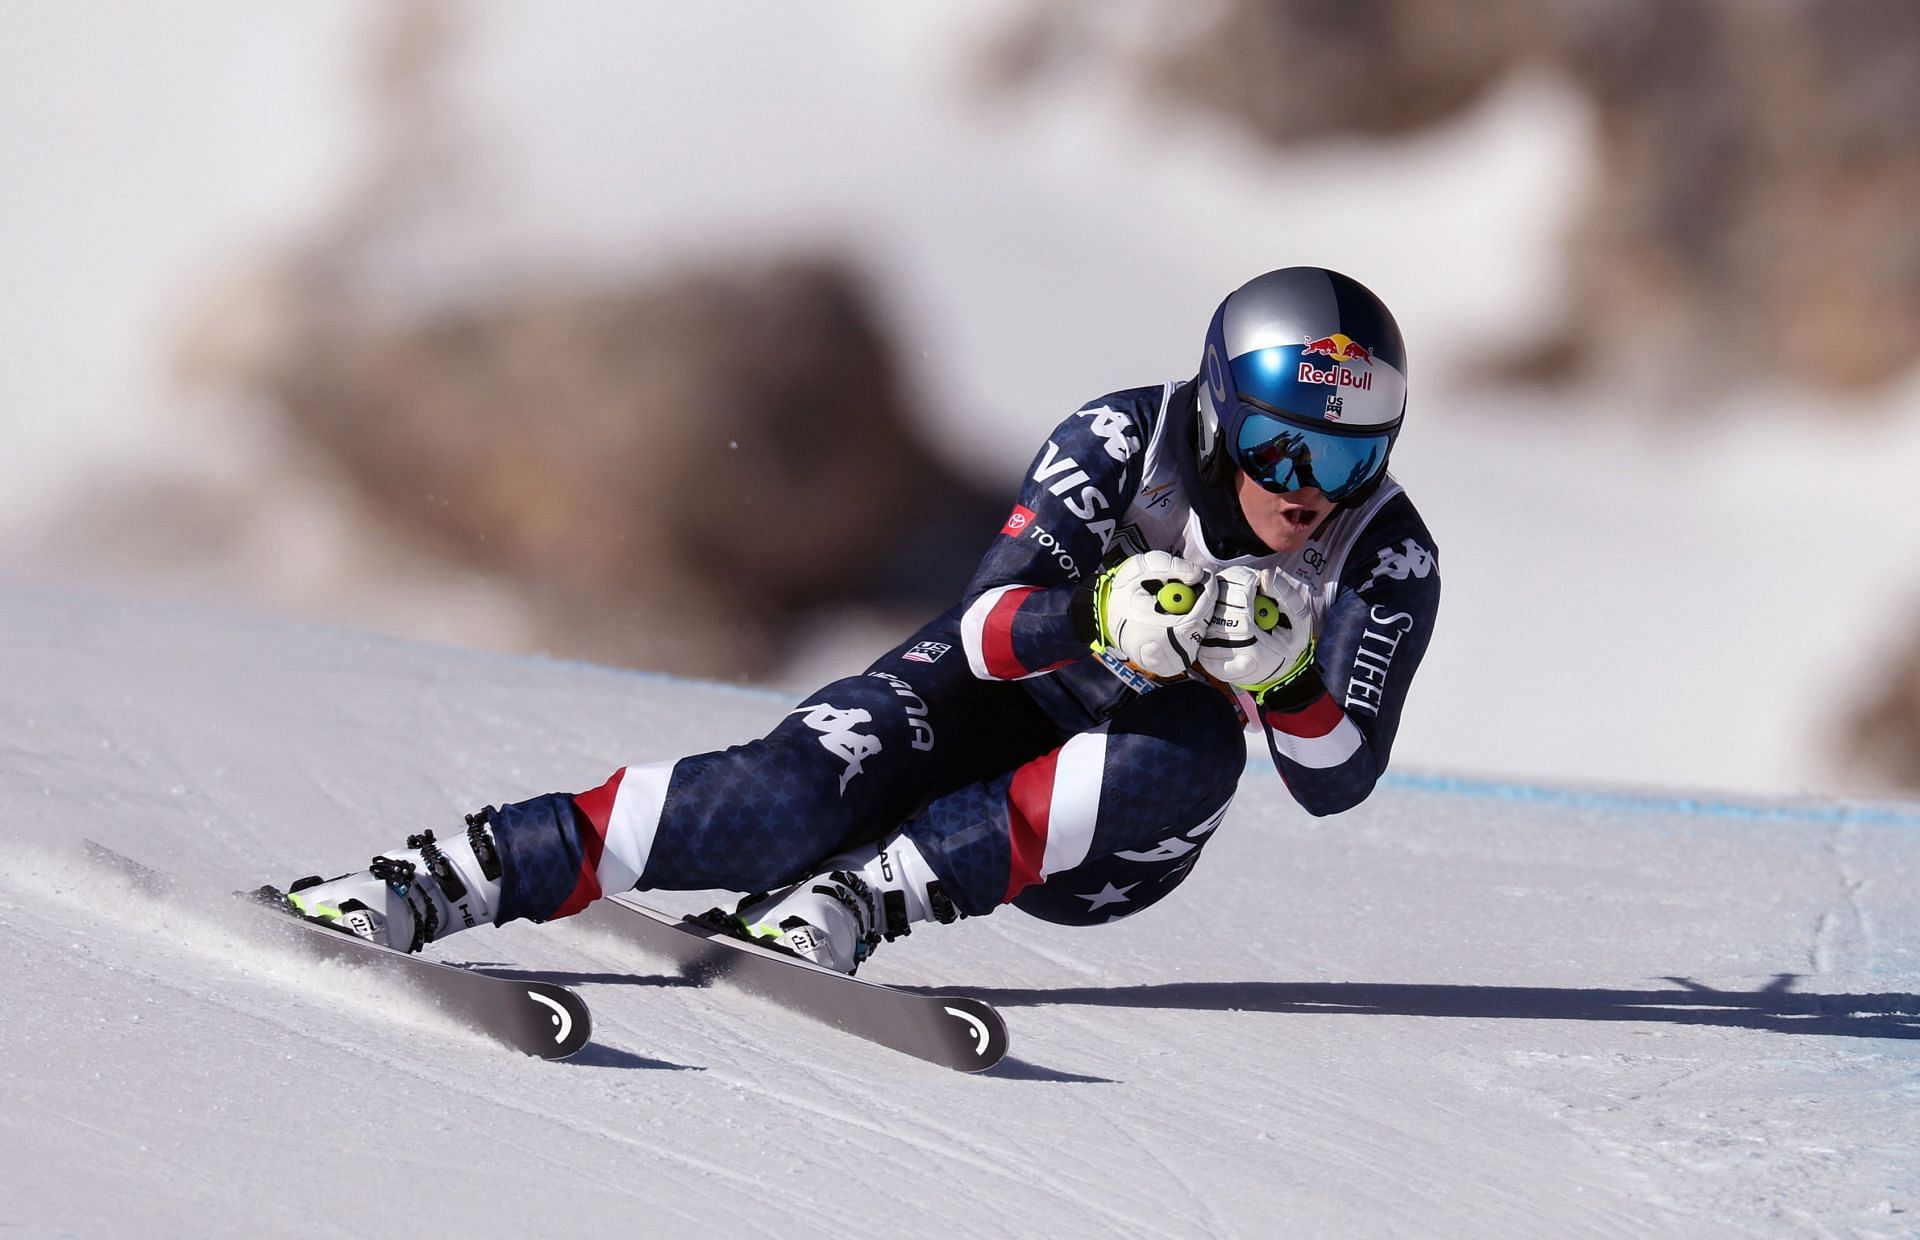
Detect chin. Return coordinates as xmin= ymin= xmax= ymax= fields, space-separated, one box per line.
xmin=1256 ymin=524 xmax=1310 ymax=555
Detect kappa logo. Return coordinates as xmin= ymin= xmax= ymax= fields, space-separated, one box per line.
xmin=1079 ymin=406 xmax=1140 ymax=463
xmin=791 ymin=703 xmax=882 ymax=794
xmin=1365 ymin=538 xmax=1434 ymax=589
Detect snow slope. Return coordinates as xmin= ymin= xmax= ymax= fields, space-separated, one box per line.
xmin=2 ymin=584 xmax=1917 ymax=1238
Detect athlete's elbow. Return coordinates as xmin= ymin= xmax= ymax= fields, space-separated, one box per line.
xmin=1291 ymin=773 xmax=1379 ymax=817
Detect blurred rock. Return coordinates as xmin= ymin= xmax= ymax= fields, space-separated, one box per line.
xmin=990 ymin=0 xmax=1920 ymax=792
xmin=173 ymin=255 xmax=996 ymax=678
xmin=987 ymin=0 xmax=1920 ymax=393
xmin=150 ymin=0 xmax=1000 ymax=680
xmin=1560 ymin=0 xmax=1920 ymax=392
xmin=1843 ymin=627 xmax=1920 ymax=793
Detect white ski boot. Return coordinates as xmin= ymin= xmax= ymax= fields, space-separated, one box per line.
xmin=723 ymin=836 xmax=960 ymax=974
xmin=278 ymin=816 xmax=503 ymax=953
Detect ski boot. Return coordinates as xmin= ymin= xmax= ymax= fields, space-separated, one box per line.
xmin=704 ymin=836 xmax=961 ymax=974
xmin=270 ymin=813 xmax=504 ymax=953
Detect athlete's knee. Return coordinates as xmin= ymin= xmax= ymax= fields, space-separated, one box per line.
xmin=1006 ymin=790 xmax=1228 ymax=929
xmin=1012 ymin=846 xmax=1202 ymax=927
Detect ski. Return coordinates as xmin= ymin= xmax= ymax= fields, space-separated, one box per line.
xmin=83 ymin=841 xmax=592 ymax=1061
xmin=583 ymin=896 xmax=1008 ymax=1072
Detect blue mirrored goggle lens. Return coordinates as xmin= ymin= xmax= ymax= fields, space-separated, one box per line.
xmin=1233 ymin=409 xmax=1389 ymax=501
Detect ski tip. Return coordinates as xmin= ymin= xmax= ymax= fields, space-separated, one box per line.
xmin=521 ymin=984 xmax=593 ymax=1059
xmin=939 ymin=998 xmax=1009 ymax=1072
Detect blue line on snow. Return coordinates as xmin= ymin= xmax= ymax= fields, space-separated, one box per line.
xmin=1381 ymin=771 xmax=1920 ymax=829
xmin=318 ymin=627 xmax=1920 ymax=832
xmin=615 ymin=670 xmax=1920 ymax=830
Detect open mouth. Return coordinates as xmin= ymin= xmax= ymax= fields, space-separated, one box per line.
xmin=1280 ymin=507 xmax=1321 ymax=530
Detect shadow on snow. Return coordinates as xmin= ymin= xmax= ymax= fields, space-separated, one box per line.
xmin=558 ymin=1042 xmax=704 ymax=1072
xmin=946 ymin=974 xmax=1920 ymax=1041
xmin=468 ymin=967 xmax=702 ymax=990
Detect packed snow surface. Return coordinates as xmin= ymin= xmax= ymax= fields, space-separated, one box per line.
xmin=2 ymin=584 xmax=1917 ymax=1237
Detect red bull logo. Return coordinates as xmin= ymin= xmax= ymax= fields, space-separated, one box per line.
xmin=1297 ymin=361 xmax=1374 ymax=392
xmin=1301 ymin=333 xmax=1374 ymax=366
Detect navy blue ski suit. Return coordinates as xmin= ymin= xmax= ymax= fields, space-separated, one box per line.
xmin=481 ymin=379 xmax=1440 ymax=928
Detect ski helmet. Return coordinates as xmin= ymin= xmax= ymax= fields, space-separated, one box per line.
xmin=1196 ymin=267 xmax=1408 ymax=503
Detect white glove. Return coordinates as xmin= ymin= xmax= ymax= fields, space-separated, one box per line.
xmin=1089 ymin=551 xmax=1218 ymax=679
xmin=1198 ymin=565 xmax=1316 ymax=693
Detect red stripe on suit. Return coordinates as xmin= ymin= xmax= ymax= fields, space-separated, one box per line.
xmin=1004 ymin=749 xmax=1059 ymax=901
xmin=982 ymin=586 xmax=1041 ymax=680
xmin=1264 ymin=692 xmax=1346 ymax=739
xmin=553 ymin=766 xmax=625 ymax=919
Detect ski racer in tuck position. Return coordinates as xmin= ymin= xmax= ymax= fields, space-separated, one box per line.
xmin=287 ymin=266 xmax=1442 ymax=974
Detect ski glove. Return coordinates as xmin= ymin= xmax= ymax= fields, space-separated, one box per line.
xmin=1086 ymin=551 xmax=1218 ymax=679
xmin=1198 ymin=565 xmax=1317 ymax=696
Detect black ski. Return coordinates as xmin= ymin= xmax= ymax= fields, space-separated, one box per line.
xmin=583 ymin=896 xmax=1008 ymax=1072
xmin=83 ymin=841 xmax=591 ymax=1061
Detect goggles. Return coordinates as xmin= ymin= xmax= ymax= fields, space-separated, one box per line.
xmin=1232 ymin=407 xmax=1390 ymax=502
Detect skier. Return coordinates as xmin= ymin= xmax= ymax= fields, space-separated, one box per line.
xmin=283 ymin=267 xmax=1441 ymax=973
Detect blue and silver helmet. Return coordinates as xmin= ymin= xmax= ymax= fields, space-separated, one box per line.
xmin=1197 ymin=268 xmax=1408 ymax=503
